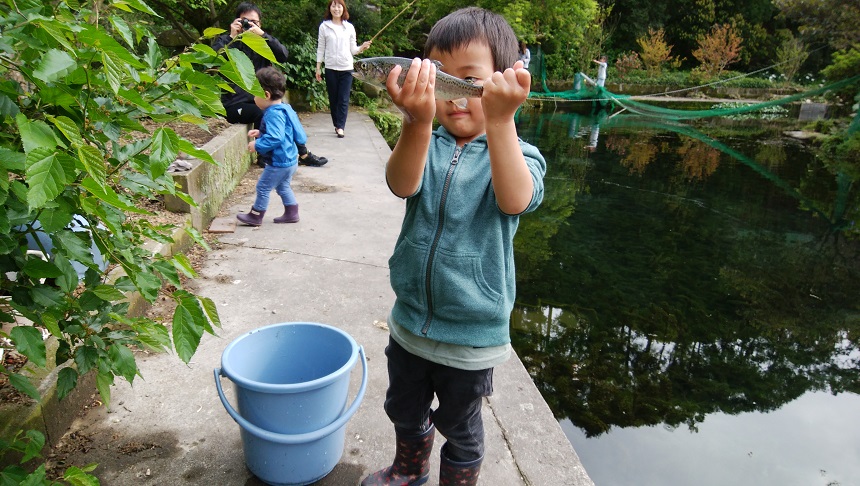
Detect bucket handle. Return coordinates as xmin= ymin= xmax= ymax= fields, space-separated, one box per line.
xmin=214 ymin=346 xmax=367 ymax=445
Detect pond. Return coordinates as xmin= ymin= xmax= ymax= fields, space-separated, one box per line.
xmin=510 ymin=103 xmax=859 ymax=486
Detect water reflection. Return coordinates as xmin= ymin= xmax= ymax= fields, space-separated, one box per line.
xmin=511 ymin=108 xmax=860 ymax=484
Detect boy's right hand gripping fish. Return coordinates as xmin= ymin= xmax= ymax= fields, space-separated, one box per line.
xmin=352 ymin=57 xmax=482 ymax=112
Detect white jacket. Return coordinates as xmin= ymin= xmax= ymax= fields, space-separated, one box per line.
xmin=316 ymin=20 xmax=361 ymax=71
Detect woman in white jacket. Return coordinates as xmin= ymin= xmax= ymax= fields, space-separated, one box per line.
xmin=315 ymin=0 xmax=371 ymax=138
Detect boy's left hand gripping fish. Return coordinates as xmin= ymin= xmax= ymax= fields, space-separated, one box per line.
xmin=353 ymin=57 xmax=481 ymax=111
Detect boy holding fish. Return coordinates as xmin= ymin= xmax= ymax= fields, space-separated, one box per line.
xmin=359 ymin=7 xmax=546 ymax=486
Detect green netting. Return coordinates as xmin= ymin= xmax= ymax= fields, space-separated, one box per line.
xmin=525 ymin=45 xmax=859 ymax=121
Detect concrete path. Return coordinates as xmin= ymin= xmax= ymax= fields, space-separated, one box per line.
xmin=56 ymin=112 xmax=594 ymax=486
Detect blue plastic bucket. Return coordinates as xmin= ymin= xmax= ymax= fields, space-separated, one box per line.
xmin=215 ymin=322 xmax=367 ymax=486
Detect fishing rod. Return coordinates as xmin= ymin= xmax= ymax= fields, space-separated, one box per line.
xmin=368 ymin=0 xmax=417 ymax=43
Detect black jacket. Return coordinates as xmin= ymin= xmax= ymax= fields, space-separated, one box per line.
xmin=212 ymin=33 xmax=289 ymax=108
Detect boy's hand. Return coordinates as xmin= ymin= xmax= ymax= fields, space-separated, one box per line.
xmin=386 ymin=58 xmax=436 ymax=124
xmin=248 ymin=140 xmax=256 ymax=153
xmin=481 ymin=60 xmax=530 ymax=124
xmin=248 ymin=129 xmax=260 ymax=138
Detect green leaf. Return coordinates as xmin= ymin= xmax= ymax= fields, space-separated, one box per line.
xmin=23 ymin=257 xmax=63 ymax=279
xmin=95 ymin=370 xmax=113 ymax=407
xmin=114 ymin=0 xmax=158 ymax=16
xmin=200 ymin=295 xmax=221 ymax=329
xmin=110 ymin=16 xmax=134 ymax=48
xmin=41 ymin=311 xmax=62 ymax=338
xmin=132 ymin=270 xmax=162 ymax=302
xmin=0 ymin=147 xmax=26 ymax=171
xmin=25 ymin=147 xmax=75 ymax=209
xmin=108 ymin=343 xmax=138 ymax=383
xmin=117 ymin=87 xmax=154 ymax=112
xmin=172 ymin=253 xmax=196 ymax=278
xmin=22 ymin=430 xmax=46 ymax=462
xmin=16 ymin=114 xmax=60 ymax=154
xmin=52 ymin=253 xmax=79 ymax=293
xmin=239 ymin=32 xmax=277 ymax=64
xmin=0 ymin=93 xmax=21 ymax=117
xmin=172 ymin=298 xmax=204 ymax=363
xmin=50 ymin=115 xmax=84 ymax=147
xmin=74 ymin=346 xmax=99 ymax=375
xmin=32 ymin=286 xmax=65 ymax=308
xmin=57 ymin=367 xmax=78 ymax=400
xmin=152 ymin=259 xmax=180 ymax=287
xmin=78 ymin=144 xmax=106 ymax=187
xmin=9 ymin=373 xmax=40 ymax=401
xmin=11 ymin=326 xmax=47 ymax=368
xmin=93 ymin=285 xmax=125 ymax=301
xmin=81 ymin=177 xmax=143 ymax=213
xmin=54 ymin=230 xmax=96 ymax=264
xmin=78 ymin=25 xmax=145 ymax=68
xmin=33 ymin=49 xmax=77 ymax=83
xmin=63 ymin=464 xmax=100 ymax=486
xmin=202 ymin=27 xmax=226 ymax=40
xmin=144 ymin=36 xmax=162 ymax=70
xmin=38 ymin=19 xmax=75 ymax=52
xmin=130 ymin=320 xmax=171 ymax=352
xmin=149 ymin=127 xmax=178 ymax=176
xmin=101 ymin=50 xmax=123 ymax=94
xmin=175 ymin=138 xmax=215 ymax=164
xmin=225 ymin=48 xmax=264 ymax=96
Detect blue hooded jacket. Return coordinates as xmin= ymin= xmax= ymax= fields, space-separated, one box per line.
xmin=255 ymin=103 xmax=307 ymax=167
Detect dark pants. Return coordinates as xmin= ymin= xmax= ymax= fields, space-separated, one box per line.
xmin=224 ymin=102 xmax=308 ymax=156
xmin=383 ymin=337 xmax=493 ymax=462
xmin=324 ymin=69 xmax=353 ymax=130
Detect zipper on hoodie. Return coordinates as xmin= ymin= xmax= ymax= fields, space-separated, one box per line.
xmin=421 ymin=146 xmax=461 ymax=335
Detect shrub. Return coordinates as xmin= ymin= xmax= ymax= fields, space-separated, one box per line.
xmin=614 ymin=51 xmax=643 ymax=81
xmin=637 ymin=28 xmax=683 ymax=75
xmin=692 ymin=23 xmax=743 ymax=79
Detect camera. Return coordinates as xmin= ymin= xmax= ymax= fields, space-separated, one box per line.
xmin=241 ymin=18 xmax=252 ymax=31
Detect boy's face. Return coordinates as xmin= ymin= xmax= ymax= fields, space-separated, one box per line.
xmin=254 ymin=91 xmax=275 ymax=110
xmin=428 ymin=42 xmax=495 ymax=145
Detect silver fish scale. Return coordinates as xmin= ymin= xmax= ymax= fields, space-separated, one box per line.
xmin=353 ymin=57 xmax=482 ymax=100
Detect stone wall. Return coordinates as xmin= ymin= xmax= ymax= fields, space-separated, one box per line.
xmin=165 ymin=123 xmax=252 ymax=231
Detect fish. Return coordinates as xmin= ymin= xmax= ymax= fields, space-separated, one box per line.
xmin=352 ymin=57 xmax=482 ymax=110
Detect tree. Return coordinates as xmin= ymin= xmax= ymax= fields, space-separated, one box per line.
xmin=774 ymin=33 xmax=808 ymax=85
xmin=773 ymin=0 xmax=860 ymax=51
xmin=636 ymin=27 xmax=681 ymax=75
xmin=0 ymin=0 xmax=268 ymax=480
xmin=691 ymin=23 xmax=743 ymax=79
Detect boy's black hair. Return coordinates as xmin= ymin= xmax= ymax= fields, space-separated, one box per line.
xmin=424 ymin=7 xmax=518 ymax=72
xmin=256 ymin=66 xmax=286 ymax=100
xmin=235 ymin=2 xmax=262 ymax=19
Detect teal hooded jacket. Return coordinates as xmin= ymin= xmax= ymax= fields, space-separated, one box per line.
xmin=388 ymin=126 xmax=546 ymax=348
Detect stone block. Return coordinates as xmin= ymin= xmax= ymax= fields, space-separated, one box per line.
xmin=798 ymin=102 xmax=827 ymax=121
xmin=165 ymin=123 xmax=252 ymax=232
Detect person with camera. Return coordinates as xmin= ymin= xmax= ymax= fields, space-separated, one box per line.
xmin=213 ymin=2 xmax=328 ymax=167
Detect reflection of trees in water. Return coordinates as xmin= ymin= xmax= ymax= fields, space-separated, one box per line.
xmin=512 ymin=111 xmax=860 ymax=438
xmin=677 ymin=138 xmax=720 ymax=181
xmin=512 ymin=229 xmax=859 ymax=437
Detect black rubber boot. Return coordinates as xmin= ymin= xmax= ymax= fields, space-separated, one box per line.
xmin=273 ymin=204 xmax=299 ymax=224
xmin=361 ymin=425 xmax=435 ymax=486
xmin=439 ymin=444 xmax=482 ymax=486
xmin=236 ymin=207 xmax=265 ymax=226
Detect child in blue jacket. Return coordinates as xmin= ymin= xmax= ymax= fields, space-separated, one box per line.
xmin=237 ymin=66 xmax=306 ymax=226
xmin=362 ymin=7 xmax=546 ymax=486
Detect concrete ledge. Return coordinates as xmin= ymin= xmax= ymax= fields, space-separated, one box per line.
xmin=165 ymin=123 xmax=252 ymax=232
xmin=0 ymin=339 xmax=96 ymax=469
